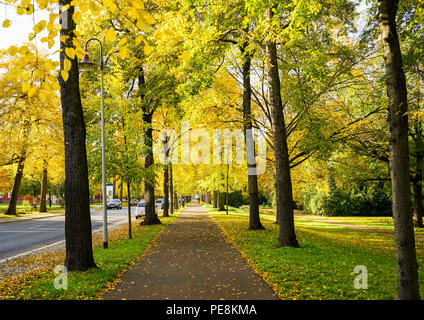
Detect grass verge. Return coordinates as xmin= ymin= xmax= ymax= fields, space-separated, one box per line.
xmin=0 ymin=214 xmax=177 ymax=300
xmin=206 ymin=205 xmax=424 ymax=300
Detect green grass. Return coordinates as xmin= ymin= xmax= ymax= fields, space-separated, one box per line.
xmin=0 ymin=204 xmax=65 ymax=217
xmin=206 ymin=205 xmax=424 ymax=300
xmin=2 ymin=214 xmax=177 ymax=300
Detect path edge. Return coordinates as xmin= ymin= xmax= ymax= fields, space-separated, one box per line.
xmin=96 ymin=216 xmax=180 ymax=300
xmin=208 ymin=210 xmax=283 ymax=300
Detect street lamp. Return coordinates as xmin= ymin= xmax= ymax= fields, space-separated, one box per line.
xmin=80 ymin=38 xmax=108 ymax=249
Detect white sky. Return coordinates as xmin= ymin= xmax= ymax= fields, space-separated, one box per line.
xmin=0 ymin=3 xmax=60 ymax=58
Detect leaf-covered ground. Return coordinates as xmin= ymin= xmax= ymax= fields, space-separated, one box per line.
xmin=209 ymin=207 xmax=424 ymax=300
xmin=0 ymin=215 xmax=177 ymax=300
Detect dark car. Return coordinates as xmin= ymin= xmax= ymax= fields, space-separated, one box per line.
xmin=107 ymin=199 xmax=122 ymax=210
xmin=130 ymin=199 xmax=138 ymax=206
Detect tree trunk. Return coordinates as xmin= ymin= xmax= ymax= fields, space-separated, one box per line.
xmin=127 ymin=181 xmax=132 ymax=239
xmin=174 ymin=191 xmax=179 ymax=210
xmin=240 ymin=37 xmax=264 ymax=230
xmin=170 ymin=164 xmax=174 ymax=214
xmin=377 ymin=0 xmax=420 ymax=299
xmin=266 ymin=7 xmax=298 ymax=247
xmin=412 ymin=177 xmax=423 ymax=228
xmin=39 ymin=162 xmax=48 ymax=213
xmin=59 ymin=1 xmax=96 ymax=271
xmin=213 ymin=190 xmax=218 ymax=208
xmin=112 ymin=177 xmax=116 ymax=199
xmin=139 ymin=73 xmax=161 ymax=225
xmin=205 ymin=191 xmax=211 ymax=204
xmin=412 ymin=131 xmax=424 ymax=228
xmin=218 ymin=191 xmax=225 ymax=211
xmin=163 ymin=165 xmax=169 ymax=217
xmin=5 ymin=156 xmax=25 ymax=215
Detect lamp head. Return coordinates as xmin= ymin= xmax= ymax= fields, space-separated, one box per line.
xmin=79 ymin=51 xmax=95 ymax=70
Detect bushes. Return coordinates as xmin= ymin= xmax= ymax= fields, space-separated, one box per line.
xmin=302 ymin=183 xmax=392 ymax=216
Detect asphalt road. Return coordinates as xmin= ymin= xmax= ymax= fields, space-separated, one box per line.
xmin=0 ymin=207 xmax=138 ymax=261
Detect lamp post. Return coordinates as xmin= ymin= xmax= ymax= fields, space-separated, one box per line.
xmin=80 ymin=38 xmax=108 ymax=249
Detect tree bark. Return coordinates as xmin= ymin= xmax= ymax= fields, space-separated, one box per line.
xmin=5 ymin=156 xmax=25 ymax=215
xmin=377 ymin=0 xmax=420 ymax=299
xmin=163 ymin=165 xmax=169 ymax=217
xmin=59 ymin=1 xmax=96 ymax=271
xmin=213 ymin=190 xmax=218 ymax=208
xmin=39 ymin=161 xmax=48 ymax=213
xmin=205 ymin=190 xmax=211 ymax=204
xmin=240 ymin=37 xmax=264 ymax=230
xmin=170 ymin=164 xmax=174 ymax=214
xmin=266 ymin=7 xmax=298 ymax=247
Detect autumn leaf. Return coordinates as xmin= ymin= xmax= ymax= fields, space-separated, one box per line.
xmin=61 ymin=70 xmax=69 ymax=81
xmin=65 ymin=47 xmax=76 ymax=59
xmin=2 ymin=19 xmax=11 ymax=28
xmin=119 ymin=46 xmax=128 ymax=60
xmin=105 ymin=29 xmax=116 ymax=42
xmin=33 ymin=20 xmax=47 ymax=34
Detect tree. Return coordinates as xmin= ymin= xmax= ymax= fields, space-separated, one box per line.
xmin=376 ymin=0 xmax=420 ymax=299
xmin=59 ymin=0 xmax=96 ymax=271
xmin=265 ymin=5 xmax=298 ymax=247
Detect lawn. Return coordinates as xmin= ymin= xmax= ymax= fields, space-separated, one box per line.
xmin=0 ymin=203 xmax=65 ymax=216
xmin=0 ymin=213 xmax=178 ymax=300
xmin=206 ymin=205 xmax=424 ymax=300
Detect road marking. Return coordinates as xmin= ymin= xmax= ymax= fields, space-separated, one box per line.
xmin=27 ymin=224 xmax=45 ymax=229
xmin=0 ymin=218 xmax=131 ymax=264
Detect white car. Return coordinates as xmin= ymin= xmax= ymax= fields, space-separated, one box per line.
xmin=135 ymin=200 xmax=146 ymax=220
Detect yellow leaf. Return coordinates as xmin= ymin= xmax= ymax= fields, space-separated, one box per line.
xmin=73 ymin=11 xmax=82 ymax=23
xmin=143 ymin=42 xmax=152 ymax=56
xmin=65 ymin=47 xmax=76 ymax=59
xmin=180 ymin=51 xmax=190 ymax=62
xmin=2 ymin=19 xmax=11 ymax=28
xmin=22 ymin=82 xmax=31 ymax=93
xmin=61 ymin=70 xmax=69 ymax=82
xmin=154 ymin=30 xmax=162 ymax=40
xmin=103 ymin=0 xmax=117 ymax=12
xmin=135 ymin=35 xmax=144 ymax=46
xmin=105 ymin=29 xmax=116 ymax=42
xmin=28 ymin=87 xmax=37 ymax=98
xmin=64 ymin=59 xmax=72 ymax=72
xmin=117 ymin=37 xmax=127 ymax=46
xmin=48 ymin=39 xmax=55 ymax=49
xmin=89 ymin=2 xmax=100 ymax=14
xmin=119 ymin=46 xmax=128 ymax=60
xmin=139 ymin=10 xmax=155 ymax=25
xmin=33 ymin=20 xmax=47 ymax=34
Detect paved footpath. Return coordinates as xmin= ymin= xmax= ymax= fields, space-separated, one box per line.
xmin=103 ymin=203 xmax=278 ymax=300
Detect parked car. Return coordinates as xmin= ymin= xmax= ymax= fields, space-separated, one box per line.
xmin=130 ymin=199 xmax=138 ymax=206
xmin=107 ymin=199 xmax=122 ymax=210
xmin=135 ymin=200 xmax=146 ymax=220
